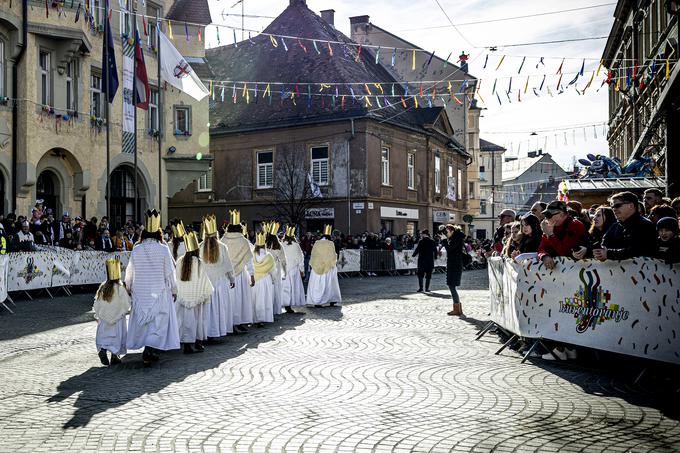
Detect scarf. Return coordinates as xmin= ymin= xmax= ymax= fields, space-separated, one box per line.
xmin=222 ymin=233 xmax=253 ymax=275
xmin=93 ymin=284 xmax=131 ymax=324
xmin=175 ymin=256 xmax=214 ymax=308
xmin=310 ymin=239 xmax=337 ymax=275
xmin=253 ymin=251 xmax=275 ymax=282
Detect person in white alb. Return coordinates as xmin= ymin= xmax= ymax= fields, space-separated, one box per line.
xmin=170 ymin=219 xmax=187 ymax=260
xmin=306 ymin=224 xmax=342 ymax=307
xmin=93 ymin=258 xmax=130 ymax=366
xmin=252 ymin=228 xmax=276 ymax=324
xmin=125 ymin=209 xmax=180 ymax=366
xmin=200 ymin=214 xmax=236 ymax=339
xmin=265 ymin=221 xmax=287 ymax=316
xmin=220 ymin=210 xmax=254 ymax=332
xmin=175 ymin=231 xmax=213 ymax=354
xmin=281 ymin=225 xmax=305 ymax=312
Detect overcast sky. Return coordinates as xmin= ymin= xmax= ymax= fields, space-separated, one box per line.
xmin=204 ymin=0 xmax=617 ymax=169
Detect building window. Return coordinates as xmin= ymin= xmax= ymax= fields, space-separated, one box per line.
xmin=198 ymin=165 xmax=212 ymax=192
xmin=311 ymin=146 xmax=329 ymax=186
xmin=447 ymin=163 xmax=454 ymax=195
xmin=381 ymin=146 xmax=390 ymax=185
xmin=148 ymin=87 xmax=159 ymax=131
xmin=480 ymin=199 xmax=487 ymax=215
xmin=174 ymin=105 xmax=191 ymax=135
xmin=66 ymin=60 xmax=78 ymax=111
xmin=407 ymin=153 xmax=415 ymax=190
xmin=256 ymin=151 xmax=273 ymax=189
xmin=458 ymin=169 xmax=463 ymax=200
xmin=90 ymin=71 xmax=102 ymax=118
xmin=39 ymin=51 xmax=51 ymax=106
xmin=434 ymin=155 xmax=441 ymax=193
xmin=147 ymin=4 xmax=160 ymax=49
xmin=0 ymin=41 xmax=4 ymax=97
xmin=479 ymin=165 xmax=485 ymax=173
xmin=468 ymin=181 xmax=474 ymax=200
xmin=90 ymin=0 xmax=104 ymax=28
xmin=123 ymin=0 xmax=132 ymax=37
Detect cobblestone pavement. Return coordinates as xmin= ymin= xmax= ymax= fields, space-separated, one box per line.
xmin=0 ymin=270 xmax=678 ymax=452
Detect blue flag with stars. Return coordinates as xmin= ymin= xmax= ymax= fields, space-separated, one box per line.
xmin=102 ymin=7 xmax=119 ymax=103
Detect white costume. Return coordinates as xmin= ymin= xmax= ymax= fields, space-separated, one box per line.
xmin=221 ymin=232 xmax=255 ymax=325
xmin=306 ymin=238 xmax=342 ymax=306
xmin=282 ymin=240 xmax=306 ymax=307
xmin=125 ymin=239 xmax=180 ymax=351
xmin=269 ymin=246 xmax=287 ymax=315
xmin=201 ymin=241 xmax=236 ymax=337
xmin=93 ymin=284 xmax=130 ymax=356
xmin=252 ymin=248 xmax=275 ymax=323
xmin=175 ymin=255 xmax=213 ymax=343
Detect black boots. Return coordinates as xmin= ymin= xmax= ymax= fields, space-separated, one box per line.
xmin=98 ymin=349 xmax=110 ymax=366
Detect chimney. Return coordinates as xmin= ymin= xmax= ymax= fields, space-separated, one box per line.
xmin=321 ymin=9 xmax=335 ymax=26
xmin=349 ymin=15 xmax=370 ymax=25
xmin=289 ymin=0 xmax=306 ymax=6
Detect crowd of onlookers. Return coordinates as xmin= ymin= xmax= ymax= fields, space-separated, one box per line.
xmin=492 ymin=189 xmax=680 ymax=266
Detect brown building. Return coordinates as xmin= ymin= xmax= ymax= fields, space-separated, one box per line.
xmin=170 ymin=0 xmax=471 ymax=235
xmin=602 ymin=0 xmax=679 ymax=196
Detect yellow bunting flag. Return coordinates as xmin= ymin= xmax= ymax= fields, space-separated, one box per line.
xmin=374 ymin=83 xmax=384 ymax=94
xmin=364 ymin=83 xmax=372 ymax=95
xmin=615 ymin=78 xmax=620 ymax=91
xmin=364 ymin=96 xmax=372 ymax=107
xmin=269 ymin=35 xmax=278 ymax=47
xmin=242 ymin=83 xmax=247 ymax=97
xmin=524 ymin=76 xmax=529 ymax=94
xmin=596 ymin=60 xmax=603 ymax=76
xmin=263 ymin=83 xmax=271 ymax=98
xmin=413 ymin=96 xmax=418 ymax=108
xmin=584 ymin=70 xmax=595 ymax=92
xmin=412 ymin=50 xmax=416 ymax=71
xmin=168 ymin=21 xmax=174 ymax=40
xmin=495 ymin=55 xmax=505 ymax=71
xmin=447 ymin=81 xmax=452 ymax=95
xmin=477 ymin=92 xmax=485 ymax=105
xmin=666 ymin=58 xmax=670 ymax=80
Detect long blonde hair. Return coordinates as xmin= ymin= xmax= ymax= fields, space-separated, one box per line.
xmin=180 ymin=251 xmax=199 ymax=281
xmin=202 ymin=235 xmax=220 ymax=263
xmin=96 ymin=280 xmax=120 ymax=302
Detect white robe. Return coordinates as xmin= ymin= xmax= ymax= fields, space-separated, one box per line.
xmin=282 ymin=241 xmax=306 ymax=307
xmin=93 ymin=284 xmax=130 ymax=356
xmin=125 ymin=239 xmax=180 ymax=351
xmin=175 ymin=256 xmax=213 ymax=343
xmin=306 ymin=239 xmax=342 ymax=306
xmin=252 ymin=249 xmax=275 ymax=323
xmin=269 ymin=248 xmax=287 ymax=316
xmin=221 ymin=233 xmax=255 ymax=325
xmin=201 ymin=242 xmax=235 ymax=337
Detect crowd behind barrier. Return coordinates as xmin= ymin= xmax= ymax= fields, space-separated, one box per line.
xmin=487 ymin=256 xmax=680 ymax=365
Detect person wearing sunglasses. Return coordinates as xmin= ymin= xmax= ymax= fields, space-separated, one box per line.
xmin=537 ymin=201 xmax=586 ymax=270
xmin=594 ymin=191 xmax=657 ymax=261
xmin=487 ymin=209 xmax=516 ymax=257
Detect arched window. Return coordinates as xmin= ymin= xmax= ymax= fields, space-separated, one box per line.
xmin=37 ymin=171 xmax=59 ymax=217
xmin=110 ymin=167 xmax=138 ymax=228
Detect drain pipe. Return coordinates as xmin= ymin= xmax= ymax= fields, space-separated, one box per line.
xmin=11 ymin=0 xmax=28 ymax=213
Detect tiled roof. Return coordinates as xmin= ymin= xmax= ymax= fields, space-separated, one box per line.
xmin=564 ymin=177 xmax=666 ymax=192
xmin=206 ymin=1 xmax=455 ymax=139
xmin=166 ymin=0 xmax=212 ymax=25
xmin=480 ymin=138 xmax=506 ymax=152
xmin=502 ymin=153 xmax=566 ymax=182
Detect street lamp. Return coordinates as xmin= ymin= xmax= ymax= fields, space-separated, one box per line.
xmin=666 ymin=0 xmax=680 ymax=15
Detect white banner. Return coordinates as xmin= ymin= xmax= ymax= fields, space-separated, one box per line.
xmin=394 ymin=250 xmax=418 ymax=270
xmin=488 ymin=257 xmax=680 ymax=364
xmin=0 ymin=255 xmax=8 ymax=302
xmin=122 ymin=47 xmax=135 ymax=134
xmin=336 ymin=249 xmax=360 ymax=273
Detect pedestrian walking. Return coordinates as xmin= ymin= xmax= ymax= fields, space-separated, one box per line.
xmin=412 ymin=230 xmax=437 ymax=292
xmin=441 ymin=224 xmax=465 ymax=316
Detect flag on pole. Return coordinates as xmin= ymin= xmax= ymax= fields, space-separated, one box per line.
xmin=307 ymin=172 xmax=322 ymax=198
xmin=134 ymin=29 xmax=150 ymax=110
xmin=158 ymin=28 xmax=209 ymax=101
xmin=103 ymin=8 xmax=119 ymax=102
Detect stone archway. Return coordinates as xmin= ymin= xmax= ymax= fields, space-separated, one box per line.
xmin=109 ymin=164 xmax=150 ymax=228
xmin=35 ymin=148 xmax=87 ymax=219
xmin=97 ymin=154 xmax=155 ymax=224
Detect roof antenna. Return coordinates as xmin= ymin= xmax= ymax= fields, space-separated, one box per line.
xmin=231 ymin=0 xmax=245 ymax=41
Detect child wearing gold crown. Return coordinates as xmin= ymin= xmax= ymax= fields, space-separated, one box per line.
xmin=265 ymin=222 xmax=287 ymax=316
xmin=252 ymin=227 xmax=276 ymax=324
xmin=306 ymin=225 xmax=342 ymax=307
xmin=200 ymin=214 xmax=236 ymax=338
xmin=281 ymin=225 xmax=305 ymax=312
xmin=220 ymin=210 xmax=255 ymax=331
xmin=170 ymin=219 xmax=187 ymax=260
xmin=175 ymin=232 xmax=214 ymax=354
xmin=93 ymin=259 xmax=131 ymax=366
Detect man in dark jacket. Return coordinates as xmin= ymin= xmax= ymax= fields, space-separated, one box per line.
xmin=412 ymin=230 xmax=437 ymax=292
xmin=95 ymin=229 xmax=115 ymax=252
xmin=595 ymin=191 xmax=657 ymax=261
xmin=537 ymin=201 xmax=586 ymax=270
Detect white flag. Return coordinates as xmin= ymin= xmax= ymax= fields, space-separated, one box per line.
xmin=158 ymin=29 xmax=209 ymax=101
xmin=307 ymin=172 xmax=322 ymax=198
xmin=446 ymin=177 xmax=456 ymax=201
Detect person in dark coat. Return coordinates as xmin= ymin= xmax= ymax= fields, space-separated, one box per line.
xmin=412 ymin=230 xmax=437 ymax=292
xmin=441 ymin=224 xmax=465 ymax=316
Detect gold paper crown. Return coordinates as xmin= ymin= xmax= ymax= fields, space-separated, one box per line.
xmin=285 ymin=225 xmax=296 ymax=237
xmin=106 ymin=259 xmax=121 ymax=281
xmin=323 ymin=224 xmax=333 ymax=236
xmin=202 ymin=214 xmax=218 ymax=237
xmin=269 ymin=221 xmax=280 ymax=236
xmin=228 ymin=209 xmax=241 ymax=225
xmin=255 ymin=230 xmax=267 ymax=246
xmin=184 ymin=231 xmax=200 ymax=252
xmin=144 ymin=209 xmax=162 ymax=232
xmin=170 ymin=221 xmax=186 ymax=238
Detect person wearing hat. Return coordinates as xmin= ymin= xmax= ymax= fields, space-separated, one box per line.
xmin=281 ymin=225 xmax=305 ymax=313
xmin=595 ymin=191 xmax=657 ymax=262
xmin=200 ymin=214 xmax=236 ymax=339
xmin=13 ymin=221 xmax=37 ymax=252
xmin=489 ymin=209 xmax=516 ymax=256
xmin=175 ymin=232 xmax=214 ymax=354
xmin=125 ymin=210 xmax=180 ymax=366
xmin=221 ymin=210 xmax=255 ymax=332
xmin=306 ymin=225 xmax=342 ymax=307
xmin=412 ymin=230 xmax=437 ymax=293
xmin=170 ymin=220 xmax=187 ymax=260
xmin=93 ymin=259 xmax=130 ymax=366
xmin=537 ymin=200 xmax=587 ymax=270
xmin=655 ymin=217 xmax=680 ymax=264
xmin=252 ymin=227 xmax=276 ymax=325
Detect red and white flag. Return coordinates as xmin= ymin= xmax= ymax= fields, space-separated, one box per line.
xmin=134 ymin=29 xmax=150 ymax=110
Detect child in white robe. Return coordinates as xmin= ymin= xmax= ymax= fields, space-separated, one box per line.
xmin=175 ymin=232 xmax=213 ymax=354
xmin=266 ymin=229 xmax=287 ymax=316
xmin=306 ymin=226 xmax=342 ymax=307
xmin=281 ymin=226 xmax=306 ymax=312
xmin=252 ymin=230 xmax=276 ymax=324
xmin=221 ymin=217 xmax=255 ymax=332
xmin=93 ymin=259 xmax=130 ymax=366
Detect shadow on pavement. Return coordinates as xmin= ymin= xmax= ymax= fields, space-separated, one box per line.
xmin=47 ymin=313 xmax=306 ymax=429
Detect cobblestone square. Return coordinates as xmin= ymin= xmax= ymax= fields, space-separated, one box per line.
xmin=0 ymin=270 xmax=678 ymax=452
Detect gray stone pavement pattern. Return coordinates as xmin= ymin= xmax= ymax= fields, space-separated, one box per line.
xmin=0 ymin=270 xmax=678 ymax=452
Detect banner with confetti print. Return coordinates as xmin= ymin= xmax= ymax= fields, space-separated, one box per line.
xmin=488 ymin=257 xmax=680 ymax=364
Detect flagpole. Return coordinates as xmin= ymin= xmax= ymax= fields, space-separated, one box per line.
xmin=104 ymin=1 xmax=111 ymax=221
xmin=156 ymin=14 xmax=162 ymax=213
xmin=133 ymin=3 xmax=139 ymax=224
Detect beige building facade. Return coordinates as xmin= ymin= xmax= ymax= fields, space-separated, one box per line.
xmin=0 ymin=0 xmax=211 ymax=225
